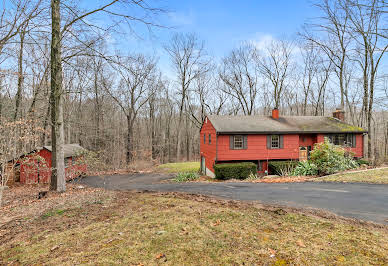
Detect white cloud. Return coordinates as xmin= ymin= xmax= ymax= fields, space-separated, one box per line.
xmin=249 ymin=33 xmax=276 ymax=52
xmin=168 ymin=11 xmax=195 ymax=26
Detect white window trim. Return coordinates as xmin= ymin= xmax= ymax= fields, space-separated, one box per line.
xmin=271 ymin=135 xmax=280 ymax=149
xmin=234 ymin=135 xmax=243 ymax=149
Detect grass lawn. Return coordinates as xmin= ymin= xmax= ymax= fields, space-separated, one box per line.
xmin=1 ymin=190 xmax=388 ymax=265
xmin=315 ymin=167 xmax=388 ymax=184
xmin=158 ymin=161 xmax=200 ymax=173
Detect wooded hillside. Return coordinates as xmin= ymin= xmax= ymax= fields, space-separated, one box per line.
xmin=0 ymin=0 xmax=387 ymax=177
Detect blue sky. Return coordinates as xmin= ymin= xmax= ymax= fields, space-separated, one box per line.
xmin=102 ymin=0 xmax=321 ymax=70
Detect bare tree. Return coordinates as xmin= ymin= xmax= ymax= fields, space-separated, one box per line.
xmin=299 ymin=42 xmax=332 ymax=116
xmin=257 ymin=39 xmax=293 ymax=109
xmin=49 ymin=0 xmax=165 ymax=192
xmin=344 ymin=0 xmax=388 ymax=158
xmin=301 ymin=0 xmax=352 ymax=109
xmin=165 ymin=33 xmax=209 ymax=161
xmin=107 ymin=54 xmax=157 ymax=163
xmin=219 ymin=44 xmax=259 ymax=115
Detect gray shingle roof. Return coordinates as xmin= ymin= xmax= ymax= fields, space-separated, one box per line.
xmin=43 ymin=143 xmax=85 ymax=158
xmin=207 ymin=115 xmax=367 ymax=134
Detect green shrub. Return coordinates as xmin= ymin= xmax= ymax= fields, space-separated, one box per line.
xmin=268 ymin=161 xmax=299 ymax=176
xmin=292 ymin=161 xmax=319 ymax=176
xmin=173 ymin=172 xmax=199 ymax=182
xmin=356 ymin=159 xmax=369 ymax=166
xmin=310 ymin=138 xmax=359 ymax=175
xmin=214 ymin=162 xmax=257 ymax=180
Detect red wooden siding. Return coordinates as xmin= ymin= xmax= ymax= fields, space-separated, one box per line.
xmin=19 ymin=148 xmax=87 ymax=184
xmin=199 ymin=115 xmax=365 ymax=176
xmin=20 ymin=149 xmax=52 ymax=184
xmin=299 ymin=134 xmax=317 ymax=148
xmin=200 ymin=118 xmax=217 ymax=173
xmin=217 ymin=134 xmax=300 ymax=161
xmin=316 ymin=134 xmax=364 ymax=158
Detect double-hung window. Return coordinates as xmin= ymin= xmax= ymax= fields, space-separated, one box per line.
xmin=267 ymin=135 xmax=283 ymax=149
xmin=230 ymin=135 xmax=247 ymax=149
xmin=233 ymin=135 xmax=243 ymax=149
xmin=271 ymin=135 xmax=280 ymax=149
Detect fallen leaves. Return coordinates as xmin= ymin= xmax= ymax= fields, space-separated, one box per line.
xmin=212 ymin=219 xmax=221 ymax=226
xmin=155 ymin=253 xmax=167 ymax=262
xmin=296 ymin=240 xmax=306 ymax=248
xmin=255 ymin=176 xmax=311 ymax=183
xmin=0 ymin=183 xmax=110 ymax=228
xmin=180 ymin=227 xmax=189 ymax=235
xmin=50 ymin=245 xmax=59 ymax=252
xmin=268 ymin=248 xmax=276 ymax=258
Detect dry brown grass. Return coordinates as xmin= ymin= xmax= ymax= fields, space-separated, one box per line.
xmin=1 ymin=188 xmax=388 ymax=265
xmin=315 ymin=167 xmax=388 ymax=184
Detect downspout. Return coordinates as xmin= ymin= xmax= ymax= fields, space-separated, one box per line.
xmin=215 ymin=132 xmax=219 ymax=163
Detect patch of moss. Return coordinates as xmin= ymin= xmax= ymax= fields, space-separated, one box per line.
xmin=327 ymin=117 xmax=365 ymax=132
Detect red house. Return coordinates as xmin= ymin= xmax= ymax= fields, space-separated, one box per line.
xmin=14 ymin=144 xmax=87 ymax=184
xmin=200 ymin=109 xmax=367 ymax=177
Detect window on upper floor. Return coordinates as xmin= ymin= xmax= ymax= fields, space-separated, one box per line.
xmin=203 ymin=134 xmax=206 ymax=144
xmin=208 ymin=134 xmax=211 ymax=144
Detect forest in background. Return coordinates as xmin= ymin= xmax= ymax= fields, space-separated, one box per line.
xmin=0 ymin=0 xmax=387 ymax=174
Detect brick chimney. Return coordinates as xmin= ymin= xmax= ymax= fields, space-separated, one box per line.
xmin=333 ymin=108 xmax=345 ymax=122
xmin=272 ymin=108 xmax=279 ymax=119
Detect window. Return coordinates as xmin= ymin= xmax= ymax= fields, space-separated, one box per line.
xmin=233 ymin=135 xmax=243 ymax=149
xmin=208 ymin=134 xmax=211 ymax=144
xmin=230 ymin=135 xmax=247 ymax=149
xmin=327 ymin=134 xmax=355 ymax=147
xmin=203 ymin=134 xmax=206 ymax=144
xmin=271 ymin=135 xmax=280 ymax=149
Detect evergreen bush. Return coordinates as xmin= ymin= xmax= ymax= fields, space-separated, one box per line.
xmin=214 ymin=162 xmax=257 ymax=180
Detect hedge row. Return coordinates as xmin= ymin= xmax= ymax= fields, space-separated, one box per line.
xmin=268 ymin=161 xmax=298 ymax=175
xmin=214 ymin=162 xmax=257 ymax=180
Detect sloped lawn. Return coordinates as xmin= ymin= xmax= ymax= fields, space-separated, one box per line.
xmin=315 ymin=167 xmax=388 ymax=184
xmin=158 ymin=161 xmax=200 ymax=173
xmin=1 ymin=190 xmax=388 ymax=265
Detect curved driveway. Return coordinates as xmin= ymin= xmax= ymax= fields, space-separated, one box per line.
xmin=79 ymin=173 xmax=388 ymax=224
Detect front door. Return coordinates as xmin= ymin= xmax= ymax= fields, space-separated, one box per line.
xmin=201 ymin=157 xmax=206 ymax=175
xmin=299 ymin=147 xmax=308 ymax=161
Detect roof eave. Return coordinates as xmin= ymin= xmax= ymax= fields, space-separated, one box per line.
xmin=217 ymin=130 xmax=368 ymax=134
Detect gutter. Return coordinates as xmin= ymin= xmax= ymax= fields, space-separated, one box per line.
xmin=215 ymin=131 xmax=219 ymax=162
xmin=217 ymin=130 xmax=368 ymax=134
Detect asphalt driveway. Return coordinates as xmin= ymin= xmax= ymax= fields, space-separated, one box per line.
xmin=79 ymin=173 xmax=388 ymax=224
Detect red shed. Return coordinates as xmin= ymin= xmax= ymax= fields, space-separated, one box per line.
xmin=14 ymin=143 xmax=87 ymax=184
xmin=200 ymin=109 xmax=367 ymax=177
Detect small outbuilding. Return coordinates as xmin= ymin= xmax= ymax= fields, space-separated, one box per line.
xmin=12 ymin=143 xmax=87 ymax=184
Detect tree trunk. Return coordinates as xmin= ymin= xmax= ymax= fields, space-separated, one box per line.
xmin=94 ymin=71 xmax=101 ymax=150
xmin=49 ymin=0 xmax=66 ymax=192
xmin=41 ymin=103 xmax=50 ymax=145
xmin=149 ymin=98 xmax=157 ymax=160
xmin=176 ymin=113 xmax=183 ymax=161
xmin=14 ymin=28 xmax=26 ymax=121
xmin=126 ymin=115 xmax=133 ymax=163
